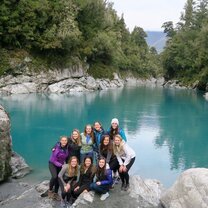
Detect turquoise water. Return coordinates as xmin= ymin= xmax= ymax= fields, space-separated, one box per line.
xmin=1 ymin=86 xmax=208 ymax=187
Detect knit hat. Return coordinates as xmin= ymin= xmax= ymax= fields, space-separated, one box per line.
xmin=111 ymin=118 xmax=119 ymax=125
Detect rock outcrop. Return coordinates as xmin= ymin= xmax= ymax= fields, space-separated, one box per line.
xmin=161 ymin=168 xmax=208 ymax=208
xmin=10 ymin=152 xmax=31 ymax=179
xmin=0 ymin=68 xmax=125 ymax=94
xmin=0 ymin=176 xmax=164 ymax=208
xmin=0 ymin=105 xmax=12 ymax=182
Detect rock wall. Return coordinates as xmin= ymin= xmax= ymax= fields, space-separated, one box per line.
xmin=0 ymin=66 xmax=125 ymax=94
xmin=0 ymin=105 xmax=12 ymax=182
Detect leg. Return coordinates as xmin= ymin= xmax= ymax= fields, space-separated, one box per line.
xmin=49 ymin=162 xmax=59 ymax=192
xmin=90 ymin=183 xmax=109 ymax=194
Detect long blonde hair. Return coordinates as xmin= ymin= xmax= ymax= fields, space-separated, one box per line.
xmin=68 ymin=156 xmax=79 ymax=177
xmin=113 ymin=134 xmax=125 ymax=155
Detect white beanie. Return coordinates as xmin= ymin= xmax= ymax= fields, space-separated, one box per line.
xmin=111 ymin=118 xmax=119 ymax=125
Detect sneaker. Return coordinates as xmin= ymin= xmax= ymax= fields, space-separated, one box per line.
xmin=48 ymin=190 xmax=54 ymax=198
xmin=100 ymin=192 xmax=109 ymax=201
xmin=124 ymin=183 xmax=130 ymax=191
xmin=53 ymin=193 xmax=61 ymax=201
xmin=121 ymin=183 xmax=125 ymax=191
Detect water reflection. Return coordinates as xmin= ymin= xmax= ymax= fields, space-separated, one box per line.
xmin=155 ymin=89 xmax=208 ymax=170
xmin=0 ymin=87 xmax=208 ymax=187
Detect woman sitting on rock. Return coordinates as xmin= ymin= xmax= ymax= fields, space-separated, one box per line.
xmin=71 ymin=156 xmax=96 ymax=202
xmin=48 ymin=136 xmax=69 ymax=201
xmin=108 ymin=118 xmax=127 ymax=142
xmin=113 ymin=134 xmax=136 ymax=191
xmin=80 ymin=124 xmax=95 ymax=163
xmin=58 ymin=156 xmax=79 ymax=207
xmin=68 ymin=129 xmax=82 ymax=163
xmin=90 ymin=157 xmax=113 ymax=201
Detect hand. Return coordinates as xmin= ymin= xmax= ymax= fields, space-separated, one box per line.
xmin=119 ymin=165 xmax=124 ymax=173
xmin=96 ymin=181 xmax=101 ymax=185
xmin=74 ymin=186 xmax=80 ymax=192
xmin=123 ymin=165 xmax=127 ymax=172
xmin=64 ymin=183 xmax=70 ymax=192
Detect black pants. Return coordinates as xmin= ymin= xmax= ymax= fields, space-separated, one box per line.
xmin=72 ymin=182 xmax=91 ymax=198
xmin=58 ymin=178 xmax=73 ymax=201
xmin=49 ymin=162 xmax=62 ymax=193
xmin=119 ymin=157 xmax=135 ymax=185
xmin=109 ymin=157 xmax=119 ymax=172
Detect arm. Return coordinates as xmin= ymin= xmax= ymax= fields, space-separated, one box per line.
xmin=116 ymin=153 xmax=123 ymax=166
xmin=100 ymin=169 xmax=113 ymax=185
xmin=50 ymin=146 xmax=63 ymax=167
xmin=123 ymin=144 xmax=132 ymax=166
xmin=106 ymin=150 xmax=112 ymax=164
xmin=58 ymin=164 xmax=68 ymax=186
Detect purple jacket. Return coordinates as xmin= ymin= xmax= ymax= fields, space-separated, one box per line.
xmin=49 ymin=142 xmax=69 ymax=167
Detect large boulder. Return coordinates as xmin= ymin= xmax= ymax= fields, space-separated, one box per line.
xmin=160 ymin=168 xmax=208 ymax=208
xmin=0 ymin=105 xmax=12 ymax=182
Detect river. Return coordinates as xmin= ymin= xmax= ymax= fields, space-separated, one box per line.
xmin=1 ymin=86 xmax=208 ymax=187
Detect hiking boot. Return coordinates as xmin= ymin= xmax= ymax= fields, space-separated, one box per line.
xmin=100 ymin=192 xmax=109 ymax=201
xmin=124 ymin=183 xmax=130 ymax=191
xmin=48 ymin=190 xmax=54 ymax=199
xmin=53 ymin=193 xmax=61 ymax=201
xmin=121 ymin=183 xmax=125 ymax=191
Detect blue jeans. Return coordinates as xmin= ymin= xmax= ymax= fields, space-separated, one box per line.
xmin=90 ymin=182 xmax=110 ymax=194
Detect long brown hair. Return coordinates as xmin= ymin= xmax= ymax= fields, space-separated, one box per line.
xmin=100 ymin=135 xmax=113 ymax=154
xmin=84 ymin=124 xmax=95 ymax=143
xmin=80 ymin=156 xmax=96 ymax=177
xmin=68 ymin=156 xmax=79 ymax=177
xmin=71 ymin=129 xmax=81 ymax=145
xmin=96 ymin=157 xmax=107 ymax=179
xmin=109 ymin=126 xmax=119 ymax=140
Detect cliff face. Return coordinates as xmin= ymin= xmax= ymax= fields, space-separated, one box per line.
xmin=0 ymin=105 xmax=12 ymax=182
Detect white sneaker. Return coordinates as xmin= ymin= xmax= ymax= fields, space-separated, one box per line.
xmin=100 ymin=192 xmax=109 ymax=201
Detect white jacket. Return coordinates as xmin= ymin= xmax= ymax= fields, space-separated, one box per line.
xmin=116 ymin=143 xmax=136 ymax=166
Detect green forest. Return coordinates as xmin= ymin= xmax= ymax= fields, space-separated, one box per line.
xmin=162 ymin=0 xmax=208 ymax=90
xmin=0 ymin=0 xmax=208 ymax=90
xmin=0 ymin=0 xmax=161 ymax=79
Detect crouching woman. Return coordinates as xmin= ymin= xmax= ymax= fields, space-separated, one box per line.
xmin=113 ymin=134 xmax=136 ymax=191
xmin=58 ymin=156 xmax=79 ymax=207
xmin=90 ymin=157 xmax=113 ymax=201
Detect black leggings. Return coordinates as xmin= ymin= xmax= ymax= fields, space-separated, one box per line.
xmin=72 ymin=182 xmax=91 ymax=198
xmin=49 ymin=162 xmax=62 ymax=193
xmin=119 ymin=157 xmax=135 ymax=185
xmin=109 ymin=157 xmax=119 ymax=173
xmin=58 ymin=178 xmax=73 ymax=201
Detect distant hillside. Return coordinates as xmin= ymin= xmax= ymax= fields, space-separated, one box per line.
xmin=145 ymin=31 xmax=167 ymax=53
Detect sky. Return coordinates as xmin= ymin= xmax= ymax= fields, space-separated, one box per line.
xmin=110 ymin=0 xmax=187 ymax=31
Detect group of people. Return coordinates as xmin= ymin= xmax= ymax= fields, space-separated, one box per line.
xmin=48 ymin=118 xmax=136 ymax=207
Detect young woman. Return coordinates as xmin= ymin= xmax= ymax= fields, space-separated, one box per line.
xmin=80 ymin=124 xmax=95 ymax=163
xmin=90 ymin=157 xmax=113 ymax=201
xmin=72 ymin=156 xmax=96 ymax=201
xmin=113 ymin=134 xmax=136 ymax=191
xmin=58 ymin=156 xmax=79 ymax=207
xmin=108 ymin=118 xmax=127 ymax=142
xmin=93 ymin=121 xmax=105 ymax=153
xmin=68 ymin=129 xmax=82 ymax=163
xmin=48 ymin=136 xmax=69 ymax=200
xmin=99 ymin=135 xmax=119 ymax=174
